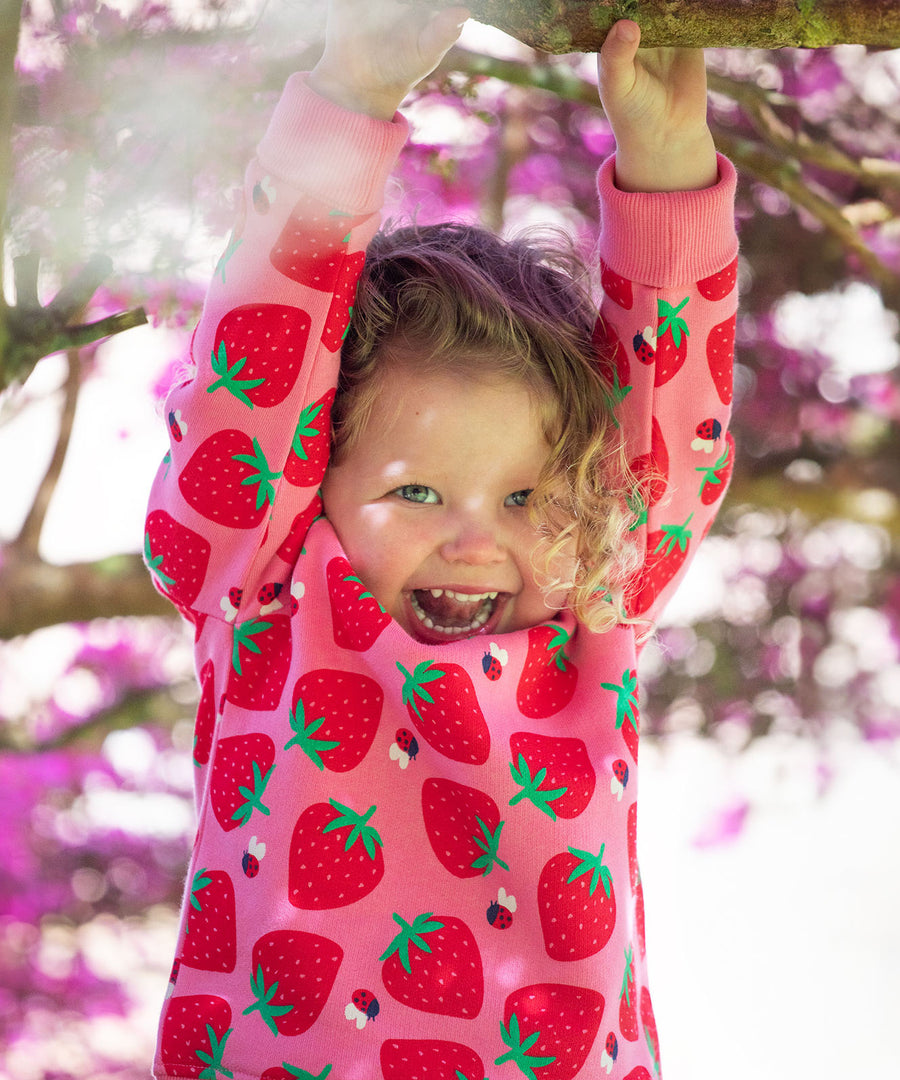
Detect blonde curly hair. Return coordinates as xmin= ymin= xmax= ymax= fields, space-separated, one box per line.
xmin=333 ymin=221 xmax=643 ymax=634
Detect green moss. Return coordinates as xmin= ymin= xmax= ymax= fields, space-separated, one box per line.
xmin=546 ymin=22 xmax=573 ymax=51
xmin=796 ymin=0 xmax=831 ymax=47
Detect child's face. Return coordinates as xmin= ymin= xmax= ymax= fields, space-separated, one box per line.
xmin=322 ymin=363 xmax=568 ymax=645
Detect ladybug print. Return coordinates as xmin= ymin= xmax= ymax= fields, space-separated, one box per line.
xmin=257 ymin=581 xmax=284 ymax=614
xmin=165 ymin=957 xmax=181 ymax=999
xmin=691 ymin=416 xmax=723 ymax=452
xmin=289 ymin=580 xmax=305 ymax=616
xmin=388 ymin=728 xmax=419 ymax=769
xmin=219 ymin=587 xmax=242 ymax=623
xmin=345 ymin=987 xmax=380 ymax=1028
xmin=486 ymin=886 xmax=516 ymax=930
xmin=482 ymin=651 xmax=502 ymax=680
xmin=241 ymin=835 xmax=266 ymax=877
xmin=633 ymin=326 xmax=656 ymax=363
xmin=252 ymin=176 xmax=275 ymax=214
xmin=481 ymin=642 xmax=507 ymax=682
xmin=167 ymin=409 xmax=187 ymax=442
xmin=611 ymin=758 xmax=630 ymax=802
xmin=601 ymin=1031 xmax=619 ymax=1073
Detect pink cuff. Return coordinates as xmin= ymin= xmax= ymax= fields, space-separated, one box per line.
xmin=597 ymin=152 xmax=738 ymax=287
xmin=257 ymin=72 xmax=410 ymax=214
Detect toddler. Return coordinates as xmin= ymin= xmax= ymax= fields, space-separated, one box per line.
xmin=144 ymin=3 xmax=738 ymax=1078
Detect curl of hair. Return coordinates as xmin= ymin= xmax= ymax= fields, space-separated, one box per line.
xmin=334 ymin=220 xmax=645 ymax=634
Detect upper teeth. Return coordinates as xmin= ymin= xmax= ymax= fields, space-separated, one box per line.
xmin=428 ymin=589 xmax=498 ymax=602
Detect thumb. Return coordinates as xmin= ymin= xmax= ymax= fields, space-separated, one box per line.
xmin=419 ymin=6 xmax=470 ymax=62
xmin=597 ymin=19 xmax=641 ymax=101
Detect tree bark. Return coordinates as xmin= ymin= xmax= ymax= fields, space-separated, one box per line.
xmin=409 ymin=0 xmax=900 ymax=50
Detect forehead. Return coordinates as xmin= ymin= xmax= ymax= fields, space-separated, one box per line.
xmin=347 ymin=365 xmax=552 ymax=477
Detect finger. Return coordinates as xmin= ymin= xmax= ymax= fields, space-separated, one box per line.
xmin=597 ymin=19 xmax=641 ymax=99
xmin=419 ymin=6 xmax=470 ymax=59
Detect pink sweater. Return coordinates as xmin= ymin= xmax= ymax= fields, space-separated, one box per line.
xmin=146 ymin=74 xmax=738 ymax=1080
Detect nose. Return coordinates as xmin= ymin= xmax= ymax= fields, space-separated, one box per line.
xmin=439 ymin=511 xmax=506 ymax=566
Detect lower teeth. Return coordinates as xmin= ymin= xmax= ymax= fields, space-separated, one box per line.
xmin=410 ymin=593 xmax=494 ymax=635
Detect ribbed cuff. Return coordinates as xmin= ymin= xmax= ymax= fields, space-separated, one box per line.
xmin=598 ymin=152 xmax=738 ymax=287
xmin=257 ymin=73 xmax=410 ymax=214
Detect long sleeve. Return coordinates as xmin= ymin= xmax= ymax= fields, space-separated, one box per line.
xmin=144 ymin=76 xmax=408 ymax=626
xmin=594 ymin=152 xmax=739 ymax=633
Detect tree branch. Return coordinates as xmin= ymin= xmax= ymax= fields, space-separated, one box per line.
xmin=412 ymin=0 xmax=900 ymax=50
xmin=0 ymin=550 xmax=174 ymax=639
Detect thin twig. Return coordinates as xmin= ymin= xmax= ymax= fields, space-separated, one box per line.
xmin=15 ymin=348 xmax=81 ymax=555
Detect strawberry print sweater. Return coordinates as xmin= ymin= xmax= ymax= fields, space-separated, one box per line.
xmin=145 ymin=73 xmax=738 ymax=1080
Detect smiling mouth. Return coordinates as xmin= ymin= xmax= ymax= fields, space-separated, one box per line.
xmin=409 ymin=588 xmax=500 ymax=637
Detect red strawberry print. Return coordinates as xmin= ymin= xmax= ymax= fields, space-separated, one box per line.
xmin=516 ymin=623 xmax=578 ymax=719
xmin=508 ymin=733 xmax=596 ymax=820
xmin=193 ymin=660 xmax=216 ymax=767
xmin=625 ymin=515 xmax=693 ymax=617
xmin=628 ymin=416 xmax=669 ymax=522
xmin=288 ymin=797 xmax=384 ymax=909
xmin=322 ymin=249 xmax=366 ymax=352
xmin=624 ymin=1070 xmax=653 ymax=1080
xmin=243 ymin=929 xmax=343 ymax=1036
xmin=397 ymin=660 xmax=490 ymax=764
xmin=653 ymin=296 xmax=690 ymax=386
xmin=380 ymin=1039 xmax=486 ymax=1080
xmin=601 ymin=669 xmax=639 ymax=762
xmin=145 ymin=511 xmax=211 ymax=614
xmin=538 ymin=843 xmax=617 ymax=960
xmin=496 ymin=982 xmax=605 ymax=1080
xmin=379 ymin=911 xmax=484 ymax=1018
xmin=269 ymin=195 xmax=368 ymax=289
xmin=593 ymin=323 xmax=632 ymax=411
xmin=641 ymin=988 xmax=661 ymax=1075
xmin=181 ymin=868 xmax=236 ymax=972
xmin=697 ymin=430 xmax=735 ymax=504
xmin=206 ymin=304 xmax=311 ymax=409
xmin=277 ymin=492 xmax=324 ymax=563
xmin=707 ymin=313 xmax=735 ymax=404
xmin=627 ymin=802 xmax=647 ymax=958
xmin=600 ymin=259 xmax=633 ymax=309
xmin=178 ymin=429 xmax=281 ymax=529
xmin=160 ymin=994 xmax=232 ymax=1080
xmin=697 ymin=255 xmax=738 ymax=301
xmin=285 ymin=668 xmax=383 ymax=772
xmin=284 ymin=388 xmax=335 ymax=487
xmin=421 ymin=778 xmax=509 ymax=878
xmin=209 ymin=732 xmax=276 ymax=832
xmin=225 ymin=614 xmax=292 ymax=710
xmin=619 ymin=945 xmax=639 ymax=1041
xmin=326 ymin=556 xmax=391 ymax=651
xmin=261 ymin=1062 xmax=333 ymax=1080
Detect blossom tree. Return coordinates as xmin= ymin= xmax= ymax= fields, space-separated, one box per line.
xmin=1 ymin=1 xmax=899 ymax=1075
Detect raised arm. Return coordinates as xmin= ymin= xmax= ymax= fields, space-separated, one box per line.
xmin=594 ymin=22 xmax=738 ymax=631
xmin=144 ymin=1 xmax=468 ymax=626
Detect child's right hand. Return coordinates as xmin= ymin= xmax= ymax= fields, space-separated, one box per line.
xmin=309 ymin=0 xmax=470 ymax=121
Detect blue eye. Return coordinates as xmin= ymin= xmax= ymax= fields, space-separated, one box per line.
xmin=395 ymin=484 xmax=440 ymax=504
xmin=506 ymin=489 xmax=533 ymax=508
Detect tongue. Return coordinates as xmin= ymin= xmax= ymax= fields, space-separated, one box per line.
xmin=415 ymin=591 xmax=485 ymax=628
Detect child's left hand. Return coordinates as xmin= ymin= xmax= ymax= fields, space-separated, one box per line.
xmin=597 ymin=20 xmax=718 ymax=192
